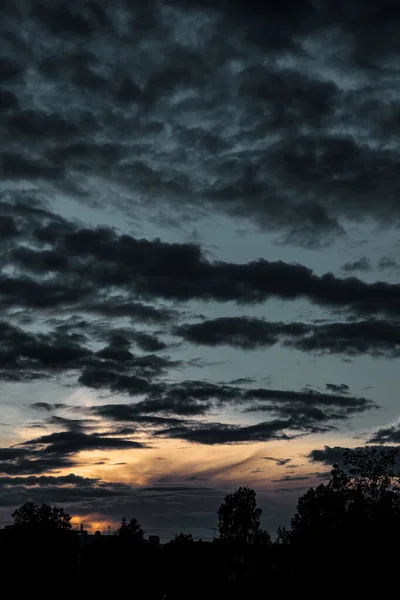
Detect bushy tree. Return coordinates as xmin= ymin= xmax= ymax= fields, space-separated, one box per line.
xmin=170 ymin=532 xmax=194 ymax=544
xmin=116 ymin=517 xmax=144 ymax=541
xmin=7 ymin=502 xmax=72 ymax=530
xmin=289 ymin=446 xmax=400 ymax=546
xmin=218 ymin=486 xmax=264 ymax=544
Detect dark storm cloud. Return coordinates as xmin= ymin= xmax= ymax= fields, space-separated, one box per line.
xmin=0 ymin=426 xmax=146 ymax=476
xmin=341 ymin=258 xmax=371 ymax=272
xmin=2 ymin=2 xmax=400 ymax=246
xmin=0 ymin=474 xmax=99 ymax=487
xmin=367 ymin=425 xmax=400 ymax=444
xmin=178 ymin=316 xmax=400 ymax=358
xmin=130 ymin=331 xmax=168 ymax=352
xmin=288 ymin=320 xmax=400 ymax=358
xmin=4 ymin=199 xmax=400 ymax=322
xmin=97 ymin=372 xmax=375 ymax=424
xmin=0 ymin=473 xmax=136 ymax=507
xmin=308 ymin=445 xmax=353 ymax=466
xmin=0 ymin=316 xmax=176 ymax=386
xmin=0 ymin=452 xmax=75 ymax=476
xmin=243 ymin=387 xmax=374 ymax=433
xmin=153 ymin=419 xmax=293 ymax=445
xmin=309 ymin=444 xmax=400 ymax=472
xmin=86 ymin=379 xmax=233 ymax=417
xmin=83 ymin=379 xmax=376 ymax=444
xmin=22 ymin=430 xmax=146 ymax=453
xmin=176 ymin=317 xmax=307 ymax=350
xmin=243 ymin=387 xmax=371 ymax=410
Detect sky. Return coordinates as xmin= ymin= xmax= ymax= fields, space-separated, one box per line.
xmin=1 ymin=0 xmax=400 ymax=541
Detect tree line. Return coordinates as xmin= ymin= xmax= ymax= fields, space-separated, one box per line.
xmin=6 ymin=446 xmax=400 ymax=552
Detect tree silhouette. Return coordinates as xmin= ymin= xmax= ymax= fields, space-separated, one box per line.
xmin=6 ymin=502 xmax=72 ymax=530
xmin=115 ymin=517 xmax=144 ymax=541
xmin=275 ymin=525 xmax=291 ymax=545
xmin=289 ymin=446 xmax=400 ymax=546
xmin=255 ymin=528 xmax=271 ymax=546
xmin=218 ymin=486 xmax=263 ymax=544
xmin=170 ymin=532 xmax=194 ymax=544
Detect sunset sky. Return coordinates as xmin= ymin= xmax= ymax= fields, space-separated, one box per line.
xmin=1 ymin=0 xmax=400 ymax=540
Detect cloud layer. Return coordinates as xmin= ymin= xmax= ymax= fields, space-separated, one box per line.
xmin=2 ymin=1 xmax=400 ymax=247
xmin=1 ymin=0 xmax=400 ymax=538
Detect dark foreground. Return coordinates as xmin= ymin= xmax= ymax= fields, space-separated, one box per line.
xmin=1 ymin=529 xmax=395 ymax=598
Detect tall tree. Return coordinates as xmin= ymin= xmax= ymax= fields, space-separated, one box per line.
xmin=115 ymin=517 xmax=144 ymax=541
xmin=289 ymin=446 xmax=400 ymax=546
xmin=217 ymin=486 xmax=263 ymax=544
xmin=7 ymin=502 xmax=72 ymax=530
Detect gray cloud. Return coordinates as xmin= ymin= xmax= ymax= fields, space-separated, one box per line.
xmin=0 ymin=317 xmax=178 ymax=387
xmin=326 ymin=383 xmax=349 ymax=394
xmin=308 ymin=445 xmax=352 ymax=466
xmin=367 ymin=425 xmax=400 ymax=444
xmin=21 ymin=430 xmax=146 ymax=453
xmin=3 ymin=200 xmax=400 ymax=325
xmin=31 ymin=402 xmax=69 ymax=412
xmin=2 ymin=0 xmax=400 ymax=538
xmin=81 ymin=383 xmax=376 ymax=445
xmin=271 ymin=475 xmax=312 ymax=482
xmin=177 ymin=316 xmax=400 ymax=358
xmin=2 ymin=2 xmax=400 ymax=247
xmin=0 ymin=429 xmax=146 ymax=476
xmin=153 ymin=419 xmax=293 ymax=445
xmin=378 ymin=257 xmax=398 ymax=271
xmin=341 ymin=258 xmax=371 ymax=272
xmin=308 ymin=444 xmax=400 ymax=469
xmin=0 ymin=473 xmax=137 ymax=508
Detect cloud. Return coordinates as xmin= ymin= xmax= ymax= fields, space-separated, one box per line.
xmin=87 ymin=379 xmax=375 ymax=430
xmin=261 ymin=457 xmax=291 ymax=466
xmin=0 ymin=316 xmax=178 ymax=387
xmin=2 ymin=2 xmax=400 ymax=248
xmin=341 ymin=258 xmax=371 ymax=272
xmin=178 ymin=316 xmax=400 ymax=358
xmin=287 ymin=320 xmax=400 ymax=358
xmin=90 ymin=405 xmax=184 ymax=426
xmin=378 ymin=257 xmax=398 ymax=271
xmin=308 ymin=444 xmax=400 ymax=477
xmin=243 ymin=387 xmax=375 ymax=435
xmin=0 ymin=452 xmax=75 ymax=476
xmin=31 ymin=402 xmax=69 ymax=412
xmin=2 ymin=200 xmax=400 ymax=329
xmin=326 ymin=383 xmax=349 ymax=394
xmin=271 ymin=475 xmax=312 ymax=482
xmin=176 ymin=317 xmax=306 ymax=350
xmin=21 ymin=431 xmax=146 ymax=453
xmin=45 ymin=416 xmax=96 ymax=433
xmin=0 ymin=428 xmax=146 ymax=476
xmin=1 ymin=0 xmax=400 ymax=540
xmin=367 ymin=425 xmax=400 ymax=444
xmin=153 ymin=419 xmax=293 ymax=445
xmin=0 ymin=473 xmax=136 ymax=508
xmin=308 ymin=445 xmax=353 ymax=468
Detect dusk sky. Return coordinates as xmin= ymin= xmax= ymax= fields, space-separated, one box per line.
xmin=1 ymin=0 xmax=400 ymax=540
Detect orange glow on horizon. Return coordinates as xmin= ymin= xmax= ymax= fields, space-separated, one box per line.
xmin=42 ymin=432 xmax=360 ymax=490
